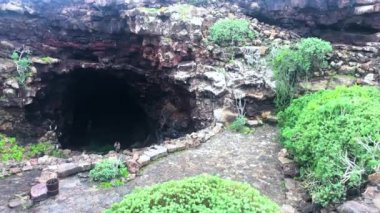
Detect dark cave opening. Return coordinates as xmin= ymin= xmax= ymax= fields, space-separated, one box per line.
xmin=26 ymin=69 xmax=195 ymax=152
xmin=62 ymin=70 xmax=154 ymax=150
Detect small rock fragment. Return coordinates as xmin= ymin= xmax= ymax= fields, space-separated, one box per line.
xmin=373 ymin=195 xmax=380 ymax=209
xmin=137 ymin=154 xmax=150 ymax=166
xmin=280 ymin=204 xmax=296 ymax=213
xmin=126 ymin=159 xmax=139 ymax=174
xmin=30 ymin=183 xmax=48 ymax=202
xmin=143 ymin=146 xmax=168 ymax=160
xmin=38 ymin=170 xmax=58 ymax=183
xmin=8 ymin=198 xmax=22 ymax=208
xmin=165 ymin=142 xmax=186 ymax=153
xmin=368 ymin=173 xmax=380 ymax=185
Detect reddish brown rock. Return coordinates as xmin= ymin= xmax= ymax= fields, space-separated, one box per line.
xmin=368 ymin=173 xmax=380 ymax=185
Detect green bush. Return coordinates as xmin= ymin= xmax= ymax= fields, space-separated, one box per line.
xmin=208 ymin=18 xmax=255 ymax=45
xmin=104 ymin=175 xmax=280 ymax=213
xmin=89 ymin=158 xmax=129 ymax=182
xmin=296 ymin=38 xmax=333 ymax=72
xmin=271 ymin=38 xmax=332 ymax=110
xmin=27 ymin=142 xmax=54 ymax=158
xmin=278 ymin=86 xmax=380 ymax=206
xmin=271 ymin=47 xmax=300 ymax=109
xmin=228 ymin=115 xmax=254 ymax=134
xmin=0 ymin=134 xmax=24 ymax=161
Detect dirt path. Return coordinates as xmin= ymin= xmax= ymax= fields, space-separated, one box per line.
xmin=3 ymin=125 xmax=286 ymax=213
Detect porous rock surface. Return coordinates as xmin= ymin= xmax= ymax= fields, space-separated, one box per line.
xmin=0 ymin=0 xmax=379 ymax=143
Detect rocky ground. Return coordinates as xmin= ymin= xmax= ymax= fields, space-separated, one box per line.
xmin=0 ymin=125 xmax=304 ymax=213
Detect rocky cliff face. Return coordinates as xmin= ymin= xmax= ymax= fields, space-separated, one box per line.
xmin=0 ymin=0 xmax=379 ymax=147
xmin=0 ymin=0 xmax=278 ymax=145
xmin=238 ymin=0 xmax=380 ymax=44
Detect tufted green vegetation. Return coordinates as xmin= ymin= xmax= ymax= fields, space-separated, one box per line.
xmin=89 ymin=158 xmax=129 ymax=182
xmin=228 ymin=115 xmax=254 ymax=134
xmin=208 ymin=18 xmax=255 ymax=46
xmin=104 ymin=175 xmax=279 ymax=213
xmin=27 ymin=142 xmax=54 ymax=158
xmin=0 ymin=135 xmax=65 ymax=162
xmin=0 ymin=134 xmax=24 ymax=161
xmin=271 ymin=37 xmax=332 ymax=110
xmin=278 ymin=86 xmax=380 ymax=206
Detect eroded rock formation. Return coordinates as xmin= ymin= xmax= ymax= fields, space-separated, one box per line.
xmin=0 ymin=0 xmax=379 ymax=148
xmin=0 ymin=0 xmax=277 ymax=146
xmin=237 ymin=0 xmax=380 ymax=44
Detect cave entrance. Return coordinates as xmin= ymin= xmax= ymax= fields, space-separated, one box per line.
xmin=62 ymin=70 xmax=153 ymax=151
xmin=26 ymin=68 xmax=195 ymax=152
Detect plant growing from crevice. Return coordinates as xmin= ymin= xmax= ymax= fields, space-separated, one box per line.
xmin=270 ymin=37 xmax=332 ymax=110
xmin=228 ymin=96 xmax=254 ymax=134
xmin=10 ymin=49 xmax=32 ymax=85
xmin=207 ymin=18 xmax=255 ymax=46
xmin=104 ymin=175 xmax=280 ymax=213
xmin=278 ymin=86 xmax=380 ymax=206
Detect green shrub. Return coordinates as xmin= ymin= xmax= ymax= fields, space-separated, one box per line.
xmin=278 ymin=86 xmax=380 ymax=206
xmin=270 ymin=38 xmax=332 ymax=110
xmin=228 ymin=115 xmax=254 ymax=134
xmin=208 ymin=18 xmax=255 ymax=45
xmin=296 ymin=38 xmax=333 ymax=73
xmin=89 ymin=158 xmax=129 ymax=182
xmin=104 ymin=175 xmax=280 ymax=213
xmin=0 ymin=134 xmax=24 ymax=161
xmin=271 ymin=47 xmax=300 ymax=109
xmin=27 ymin=142 xmax=54 ymax=158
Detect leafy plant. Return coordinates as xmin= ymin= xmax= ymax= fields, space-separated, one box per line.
xmin=208 ymin=18 xmax=255 ymax=46
xmin=296 ymin=37 xmax=333 ymax=72
xmin=228 ymin=115 xmax=254 ymax=134
xmin=27 ymin=142 xmax=53 ymax=158
xmin=89 ymin=158 xmax=129 ymax=182
xmin=104 ymin=175 xmax=280 ymax=213
xmin=100 ymin=179 xmax=125 ymax=189
xmin=278 ymin=86 xmax=380 ymax=206
xmin=270 ymin=38 xmax=332 ymax=110
xmin=50 ymin=149 xmax=65 ymax=158
xmin=11 ymin=50 xmax=32 ymax=84
xmin=0 ymin=134 xmax=24 ymax=161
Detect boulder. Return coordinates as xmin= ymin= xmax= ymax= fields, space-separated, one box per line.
xmin=57 ymin=163 xmax=81 ymax=178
